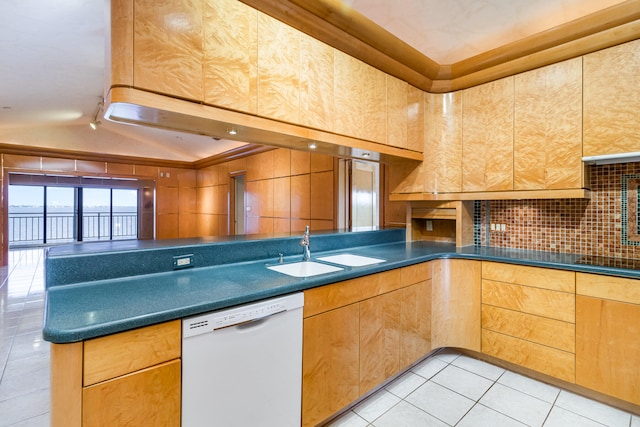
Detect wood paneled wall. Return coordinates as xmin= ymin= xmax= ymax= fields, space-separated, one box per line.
xmin=196 ymin=148 xmax=336 ymax=235
xmin=0 ymin=147 xmax=342 ymax=265
xmin=0 ymin=152 xmax=170 ymax=266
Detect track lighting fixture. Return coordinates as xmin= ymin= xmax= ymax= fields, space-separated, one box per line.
xmin=90 ymin=101 xmax=104 ymax=130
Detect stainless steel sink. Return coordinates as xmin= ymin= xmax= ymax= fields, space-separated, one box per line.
xmin=267 ymin=261 xmax=343 ymax=277
xmin=316 ymin=253 xmax=385 ymax=267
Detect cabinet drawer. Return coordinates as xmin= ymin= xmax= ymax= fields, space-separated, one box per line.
xmin=482 ymin=279 xmax=575 ymax=323
xmin=482 ymin=329 xmax=575 ymax=383
xmin=481 ymin=304 xmax=575 ymax=352
xmin=482 ymin=262 xmax=575 ymax=293
xmin=84 ymin=320 xmax=181 ymax=386
xmin=303 ymin=269 xmax=402 ymax=318
xmin=401 ymin=262 xmax=432 ymax=287
xmin=83 ymin=359 xmax=181 ymax=427
xmin=576 ymin=273 xmax=640 ymax=304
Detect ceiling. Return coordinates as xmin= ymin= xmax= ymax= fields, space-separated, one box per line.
xmin=0 ymin=0 xmax=627 ymax=163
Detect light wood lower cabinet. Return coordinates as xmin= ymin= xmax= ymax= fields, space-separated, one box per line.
xmin=576 ymin=273 xmax=640 ymax=406
xmin=399 ymin=278 xmax=432 ymax=369
xmin=431 ymin=258 xmax=481 ymax=351
xmin=359 ymin=290 xmax=401 ymax=394
xmin=302 ymin=304 xmax=360 ymax=427
xmin=51 ymin=320 xmax=182 ymax=427
xmin=302 ymin=262 xmax=431 ymax=427
xmin=481 ymin=262 xmax=576 ymax=382
xmin=83 ymin=360 xmax=181 ymax=427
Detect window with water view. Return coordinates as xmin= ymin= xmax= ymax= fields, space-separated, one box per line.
xmin=8 ymin=185 xmax=138 ymax=247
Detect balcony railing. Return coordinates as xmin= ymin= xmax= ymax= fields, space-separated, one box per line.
xmin=8 ymin=212 xmax=138 ymax=245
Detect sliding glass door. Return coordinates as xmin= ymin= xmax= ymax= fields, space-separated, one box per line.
xmin=8 ymin=185 xmax=139 ymax=247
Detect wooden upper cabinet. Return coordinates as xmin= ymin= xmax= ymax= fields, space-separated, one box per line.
xmin=257 ymin=13 xmax=300 ymax=123
xmin=425 ymin=92 xmax=463 ymax=193
xmin=300 ymin=32 xmax=334 ymax=131
xmin=334 ymin=50 xmax=365 ymax=140
xmin=133 ymin=0 xmax=204 ymax=101
xmin=462 ymin=77 xmax=514 ymax=192
xmin=203 ymin=0 xmax=258 ymax=114
xmin=407 ymin=85 xmax=425 ymax=152
xmin=387 ymin=75 xmax=409 ymax=149
xmin=362 ymin=65 xmax=387 ymax=144
xmin=108 ymin=0 xmax=133 ymax=88
xmin=514 ymin=58 xmax=584 ymax=190
xmin=584 ymin=39 xmax=640 ymax=157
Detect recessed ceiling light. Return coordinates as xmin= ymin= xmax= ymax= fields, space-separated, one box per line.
xmin=308 ymin=142 xmax=317 ymax=149
xmin=226 ymin=128 xmax=238 ymax=135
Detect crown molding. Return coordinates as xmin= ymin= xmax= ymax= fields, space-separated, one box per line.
xmin=240 ymin=0 xmax=640 ymax=92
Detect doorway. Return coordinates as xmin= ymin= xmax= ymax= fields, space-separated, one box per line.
xmin=230 ymin=174 xmax=245 ymax=235
xmin=338 ymin=159 xmax=380 ymax=230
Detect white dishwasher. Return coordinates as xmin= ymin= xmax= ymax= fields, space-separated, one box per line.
xmin=182 ymin=292 xmax=304 ymax=427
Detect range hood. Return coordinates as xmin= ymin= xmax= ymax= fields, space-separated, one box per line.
xmin=583 ymin=152 xmax=640 ymax=165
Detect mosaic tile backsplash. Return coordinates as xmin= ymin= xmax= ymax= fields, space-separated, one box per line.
xmin=477 ymin=162 xmax=640 ymax=258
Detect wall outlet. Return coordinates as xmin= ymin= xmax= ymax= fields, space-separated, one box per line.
xmin=426 ymin=220 xmax=433 ymax=231
xmin=173 ymin=254 xmax=194 ymax=270
xmin=490 ymin=223 xmax=496 ymax=231
xmin=500 ymin=224 xmax=506 ymax=232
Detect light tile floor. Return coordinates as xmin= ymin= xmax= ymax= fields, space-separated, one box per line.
xmin=0 ymin=249 xmax=639 ymax=427
xmin=327 ymin=350 xmax=640 ymax=427
xmin=0 ymin=249 xmax=50 ymax=426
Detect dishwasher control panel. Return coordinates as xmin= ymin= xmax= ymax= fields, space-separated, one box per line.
xmin=182 ymin=293 xmax=304 ymax=339
xmin=211 ymin=301 xmax=286 ymax=330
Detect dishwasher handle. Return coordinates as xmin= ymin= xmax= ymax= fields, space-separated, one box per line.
xmin=213 ymin=308 xmax=287 ymax=331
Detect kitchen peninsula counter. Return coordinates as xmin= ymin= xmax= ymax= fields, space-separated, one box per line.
xmin=43 ymin=228 xmax=640 ymax=344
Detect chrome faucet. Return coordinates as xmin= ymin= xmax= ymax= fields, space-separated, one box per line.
xmin=300 ymin=225 xmax=311 ymax=261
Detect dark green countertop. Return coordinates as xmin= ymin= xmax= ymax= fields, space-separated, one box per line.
xmin=43 ymin=230 xmax=640 ymax=344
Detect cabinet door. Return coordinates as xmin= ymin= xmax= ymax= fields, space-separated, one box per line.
xmin=387 ymin=75 xmax=408 ymax=149
xmin=576 ymin=296 xmax=640 ymax=405
xmin=584 ymin=39 xmax=640 ymax=157
xmin=203 ymin=0 xmax=258 ymax=113
xmin=425 ymin=92 xmax=463 ymax=193
xmin=133 ymin=0 xmax=204 ymax=101
xmin=400 ymin=279 xmax=432 ymax=369
xmin=462 ymin=77 xmax=514 ymax=192
xmin=360 ymin=291 xmax=401 ymax=394
xmin=300 ymin=32 xmax=334 ymax=131
xmin=334 ymin=50 xmax=364 ymax=140
xmin=82 ymin=360 xmax=181 ymax=427
xmin=432 ymin=259 xmax=481 ymax=351
xmin=576 ymin=273 xmax=640 ymax=406
xmin=257 ymin=13 xmax=300 ymax=123
xmin=514 ymin=58 xmax=583 ymax=190
xmin=302 ymin=304 xmax=360 ymax=427
xmin=362 ymin=64 xmax=388 ymax=144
